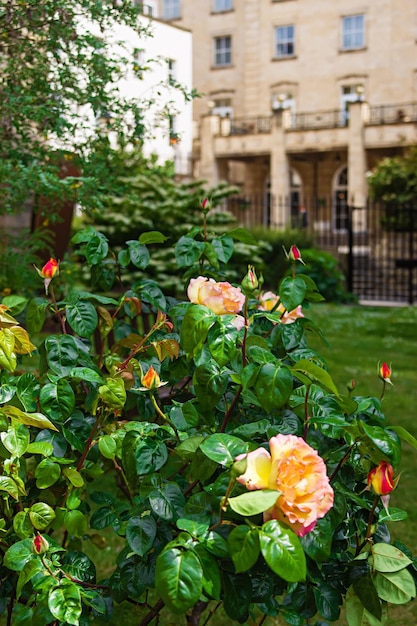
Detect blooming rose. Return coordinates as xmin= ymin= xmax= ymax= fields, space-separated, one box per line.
xmin=236 ymin=434 xmax=334 ymax=536
xmin=187 ymin=276 xmax=245 ymax=316
xmin=258 ymin=291 xmax=304 ymax=325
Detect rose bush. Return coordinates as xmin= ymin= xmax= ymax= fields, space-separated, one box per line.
xmin=0 ymin=203 xmax=416 ymax=626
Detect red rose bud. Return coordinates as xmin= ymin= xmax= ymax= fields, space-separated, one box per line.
xmin=33 ymin=534 xmax=49 ymax=555
xmin=347 ymin=379 xmax=356 ymax=392
xmin=379 ymin=362 xmax=392 ymax=384
xmin=367 ymin=460 xmax=396 ymax=496
xmin=41 ymin=258 xmax=59 ymax=279
xmin=141 ymin=366 xmax=161 ymax=390
xmin=289 ymin=245 xmax=304 ymax=262
xmin=201 ymin=197 xmax=211 ymax=212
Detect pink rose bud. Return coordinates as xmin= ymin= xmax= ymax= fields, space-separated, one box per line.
xmin=33 ymin=534 xmax=49 ymax=555
xmin=367 ymin=460 xmax=396 ymax=496
xmin=41 ymin=258 xmax=59 ymax=279
xmin=379 ymin=362 xmax=392 ymax=384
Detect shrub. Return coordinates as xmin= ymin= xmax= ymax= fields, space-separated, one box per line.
xmin=0 ymin=209 xmax=415 ymax=626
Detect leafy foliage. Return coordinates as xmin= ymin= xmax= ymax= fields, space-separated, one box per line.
xmin=368 ymin=147 xmax=417 ymax=203
xmin=0 ymin=207 xmax=415 ymax=626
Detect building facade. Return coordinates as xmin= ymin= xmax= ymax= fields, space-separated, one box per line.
xmin=155 ymin=0 xmax=417 ymax=230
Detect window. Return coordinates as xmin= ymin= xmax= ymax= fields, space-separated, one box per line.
xmin=340 ymin=84 xmax=365 ymax=124
xmin=341 ymin=15 xmax=365 ymax=50
xmin=167 ymin=59 xmax=176 ymax=85
xmin=163 ymin=0 xmax=180 ymax=20
xmin=214 ymin=36 xmax=232 ymax=67
xmin=274 ymin=25 xmax=295 ymax=58
xmin=213 ymin=0 xmax=233 ymax=11
xmin=333 ymin=166 xmax=349 ymax=231
xmin=212 ymin=98 xmax=233 ymax=117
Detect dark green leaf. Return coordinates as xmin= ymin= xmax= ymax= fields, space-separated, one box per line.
xmin=200 ymin=433 xmax=248 ymax=467
xmin=65 ymin=300 xmax=98 ymax=337
xmin=255 ymin=363 xmax=293 ymax=412
xmin=279 ymin=276 xmax=307 ymax=311
xmin=126 ymin=516 xmax=157 ymax=556
xmin=155 ymin=548 xmax=203 ymax=613
xmin=260 ymin=520 xmax=306 ymax=582
xmin=228 ymin=526 xmax=260 ymax=573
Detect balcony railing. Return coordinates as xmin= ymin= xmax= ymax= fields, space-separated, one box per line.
xmin=289 ymin=110 xmax=346 ymax=130
xmin=227 ymin=116 xmax=272 ymax=136
xmin=367 ymin=102 xmax=417 ymax=125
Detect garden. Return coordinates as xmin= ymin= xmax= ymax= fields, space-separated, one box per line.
xmin=1 ymin=2 xmax=417 ymax=625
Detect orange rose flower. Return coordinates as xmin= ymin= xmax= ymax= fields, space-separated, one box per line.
xmin=187 ymin=276 xmax=245 ymax=316
xmin=34 ymin=258 xmax=59 ymax=294
xmin=236 ymin=434 xmax=334 ymax=536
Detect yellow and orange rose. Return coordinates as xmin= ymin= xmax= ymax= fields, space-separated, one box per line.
xmin=236 ymin=434 xmax=334 ymax=536
xmin=187 ymin=276 xmax=245 ymax=327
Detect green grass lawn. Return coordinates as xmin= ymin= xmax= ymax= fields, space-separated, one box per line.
xmin=306 ymin=303 xmax=417 ymax=626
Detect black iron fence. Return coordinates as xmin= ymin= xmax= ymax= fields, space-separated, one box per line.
xmin=224 ymin=195 xmax=417 ymax=304
xmin=367 ymin=102 xmax=417 ymax=125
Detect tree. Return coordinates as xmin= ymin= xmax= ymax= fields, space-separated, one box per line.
xmin=367 ymin=147 xmax=417 ymax=204
xmin=0 ymin=0 xmax=175 ymax=218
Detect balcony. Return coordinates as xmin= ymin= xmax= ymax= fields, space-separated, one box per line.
xmin=367 ymin=102 xmax=417 ymax=125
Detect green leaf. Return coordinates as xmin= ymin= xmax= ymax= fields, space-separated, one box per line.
xmin=2 ymin=295 xmax=27 ymax=316
xmin=390 ymin=425 xmax=417 ymax=451
xmin=64 ymin=510 xmax=88 ymax=537
xmin=62 ymin=551 xmax=96 ymax=583
xmin=0 ymin=476 xmax=20 ymax=500
xmin=279 ymin=276 xmax=307 ymax=311
xmin=4 ymin=539 xmax=34 ymax=572
xmin=155 ymin=548 xmax=203 ymax=613
xmin=193 ymin=361 xmax=229 ymax=410
xmin=84 ymin=231 xmax=109 ymax=265
xmin=40 ymin=379 xmax=75 ymax=421
xmin=2 ymin=423 xmax=30 ymax=457
xmin=26 ymin=297 xmax=48 ymax=335
xmin=259 ymin=519 xmax=306 ymax=582
xmin=222 ymin=570 xmax=252 ymax=624
xmin=175 ymin=236 xmax=205 ymax=267
xmin=68 ymin=367 xmax=104 ymax=384
xmin=16 ymin=373 xmax=39 ymax=412
xmin=126 ymin=240 xmax=150 ymax=269
xmin=122 ymin=431 xmax=168 ymax=482
xmin=35 ymin=459 xmax=61 ymax=489
xmin=203 ymin=241 xmax=220 ymax=269
xmin=371 ymin=543 xmax=413 ymax=573
xmin=207 ymin=321 xmax=238 ymax=367
xmin=3 ymin=407 xmax=58 ymax=431
xmin=228 ymin=490 xmax=280 ymax=517
xmin=65 ymin=299 xmax=98 ymax=337
xmin=373 ymin=569 xmax=416 ymax=604
xmin=211 ymin=235 xmax=234 ymax=263
xmin=377 ymin=508 xmax=408 ymax=523
xmin=98 ymin=378 xmax=126 ymax=410
xmin=359 ymin=423 xmax=401 ymax=466
xmin=352 ymin=573 xmax=382 ymax=621
xmin=139 ymin=231 xmax=168 ymax=245
xmin=345 ymin=585 xmax=387 ymax=626
xmin=62 ymin=467 xmax=84 ymax=488
xmin=291 ymin=359 xmax=339 ymax=396
xmin=149 ymin=483 xmax=185 ymax=521
xmin=126 ymin=516 xmax=157 ymax=556
xmin=45 ymin=335 xmax=79 ymax=377
xmin=227 ymin=525 xmax=260 ymax=573
xmin=98 ymin=434 xmax=117 ymax=459
xmin=17 ymin=559 xmax=46 ymax=599
xmin=193 ymin=544 xmax=221 ymax=600
xmin=48 ymin=579 xmax=82 ymax=625
xmin=137 ymin=279 xmax=167 ymax=310
xmin=180 ymin=305 xmax=216 ymax=357
xmin=255 ymin=363 xmax=293 ymax=412
xmin=200 ymin=433 xmax=248 ymax=467
xmin=228 ymin=227 xmax=258 ymax=245
xmin=29 ymin=502 xmax=56 ymax=530
xmin=313 ymin=582 xmax=342 ymax=622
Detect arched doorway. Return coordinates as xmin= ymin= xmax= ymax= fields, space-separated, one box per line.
xmin=332 ymin=166 xmax=348 ymax=232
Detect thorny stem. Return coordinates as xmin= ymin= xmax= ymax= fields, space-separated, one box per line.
xmin=356 ymin=495 xmax=379 ymax=555
xmin=329 ymin=445 xmax=354 ymax=482
xmin=220 ymin=384 xmax=242 ymax=433
xmin=202 ymin=602 xmax=221 ymax=626
xmin=302 ymin=385 xmax=311 ymax=440
xmin=138 ymin=598 xmax=165 ymax=626
xmin=380 ymin=380 xmax=386 ymax=401
xmin=49 ymin=284 xmax=67 ymax=335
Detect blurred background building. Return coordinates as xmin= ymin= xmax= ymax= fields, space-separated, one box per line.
xmin=153 ymin=0 xmax=417 ymax=230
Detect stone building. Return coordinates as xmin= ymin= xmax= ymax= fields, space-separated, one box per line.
xmin=154 ymin=0 xmax=417 ymax=230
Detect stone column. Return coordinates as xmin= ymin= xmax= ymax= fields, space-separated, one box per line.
xmin=270 ymin=110 xmax=290 ymax=228
xmin=348 ymin=101 xmax=368 ymax=231
xmin=199 ymin=113 xmax=220 ymax=185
